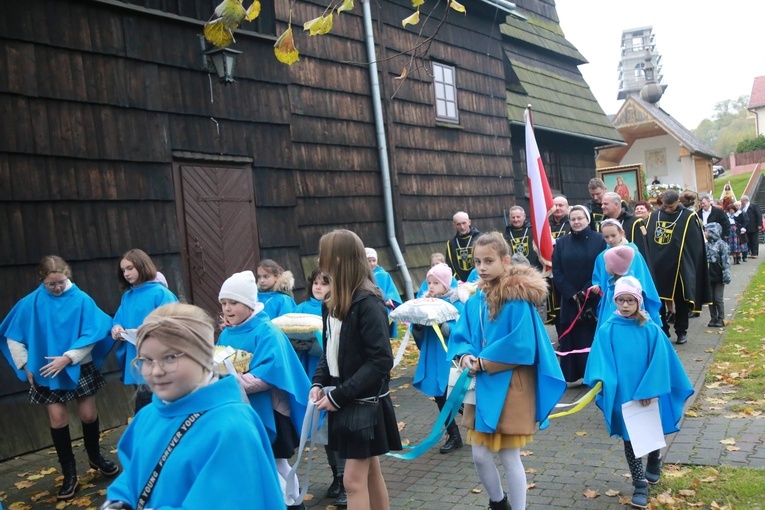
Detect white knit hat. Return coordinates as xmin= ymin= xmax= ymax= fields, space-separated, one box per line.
xmin=365 ymin=247 xmax=378 ymax=260
xmin=219 ymin=270 xmax=264 ymax=314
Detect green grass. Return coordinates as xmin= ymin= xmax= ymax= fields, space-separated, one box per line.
xmin=713 ymin=171 xmax=755 ymax=200
xmin=706 ymin=263 xmax=765 ymax=406
xmin=652 ymin=465 xmax=765 ymax=509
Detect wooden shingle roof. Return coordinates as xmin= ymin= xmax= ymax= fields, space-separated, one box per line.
xmin=504 ymin=57 xmax=623 ymax=144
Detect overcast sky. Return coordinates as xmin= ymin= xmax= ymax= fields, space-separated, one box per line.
xmin=554 ymin=0 xmax=765 ymax=130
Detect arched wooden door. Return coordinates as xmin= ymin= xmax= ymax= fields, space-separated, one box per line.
xmin=174 ymin=163 xmax=260 ymax=317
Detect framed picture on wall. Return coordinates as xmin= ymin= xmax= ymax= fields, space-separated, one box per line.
xmin=596 ymin=164 xmax=644 ymax=203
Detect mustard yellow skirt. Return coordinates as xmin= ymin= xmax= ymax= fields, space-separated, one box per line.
xmin=466 ymin=429 xmax=533 ymax=452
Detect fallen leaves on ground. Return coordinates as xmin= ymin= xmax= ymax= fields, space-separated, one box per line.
xmin=582 ymin=489 xmax=599 ymax=499
xmin=520 ymin=450 xmax=533 ymax=457
xmin=471 ymin=488 xmax=482 ymax=494
xmin=604 ymin=489 xmax=620 ymax=497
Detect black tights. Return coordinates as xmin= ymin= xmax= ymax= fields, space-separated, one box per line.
xmin=624 ymin=441 xmax=660 ymax=482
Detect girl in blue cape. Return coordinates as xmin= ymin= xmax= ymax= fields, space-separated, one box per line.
xmin=584 ymin=276 xmax=693 ymax=509
xmin=412 ymin=262 xmax=465 ymax=454
xmin=293 ymin=268 xmax=347 ymax=505
xmin=257 ymin=259 xmax=297 ymax=319
xmin=0 ymin=256 xmax=118 ymax=501
xmin=365 ymin=247 xmax=403 ymax=338
xmin=590 ymin=221 xmax=662 ymax=326
xmin=218 ymin=270 xmax=310 ymax=510
xmin=448 ymin=233 xmax=566 ymax=510
xmin=416 ymin=252 xmax=459 ymax=297
xmin=111 ymin=249 xmax=178 ymax=413
xmin=101 ymin=303 xmax=282 ymax=510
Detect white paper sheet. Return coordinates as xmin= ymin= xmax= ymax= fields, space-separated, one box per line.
xmin=120 ymin=329 xmax=138 ymax=346
xmin=621 ymin=399 xmax=666 ymax=458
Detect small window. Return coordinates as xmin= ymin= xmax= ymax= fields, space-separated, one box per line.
xmin=632 ymin=36 xmax=644 ymax=51
xmin=432 ymin=62 xmax=459 ymax=123
xmin=634 ymin=63 xmax=645 ymax=80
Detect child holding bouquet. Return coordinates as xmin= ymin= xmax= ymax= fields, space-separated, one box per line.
xmin=218 ymin=270 xmax=310 ymax=510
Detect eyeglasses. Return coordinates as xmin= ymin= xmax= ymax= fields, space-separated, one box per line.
xmin=132 ymin=353 xmax=186 ymax=374
xmin=615 ymin=297 xmax=637 ymax=305
xmin=43 ymin=281 xmax=67 ymax=289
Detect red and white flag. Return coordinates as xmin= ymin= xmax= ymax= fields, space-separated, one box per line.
xmin=525 ymin=107 xmax=554 ymax=271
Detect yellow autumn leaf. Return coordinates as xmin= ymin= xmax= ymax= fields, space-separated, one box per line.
xmin=245 ymin=0 xmax=261 ymax=21
xmin=449 ymin=0 xmax=466 ymax=13
xmin=337 ymin=0 xmax=354 ymax=14
xmin=274 ymin=27 xmax=299 ymax=66
xmin=214 ymin=0 xmax=246 ymax=28
xmin=204 ymin=19 xmax=235 ymax=48
xmin=303 ymin=14 xmax=333 ymax=36
xmin=393 ymin=67 xmax=408 ymax=81
xmin=411 ymin=0 xmax=425 ymax=7
xmin=401 ymin=10 xmax=420 ymax=28
xmin=583 ymin=489 xmax=599 ymax=499
xmin=604 ymin=489 xmax=620 ymax=497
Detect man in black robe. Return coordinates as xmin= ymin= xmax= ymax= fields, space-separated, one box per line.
xmin=504 ymin=205 xmax=542 ymax=270
xmin=445 ymin=211 xmax=480 ymax=282
xmin=645 ymin=190 xmax=712 ymax=344
xmin=584 ymin=178 xmax=608 ymax=231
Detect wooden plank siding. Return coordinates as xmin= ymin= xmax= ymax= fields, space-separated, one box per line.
xmin=0 ymin=0 xmax=537 ymax=457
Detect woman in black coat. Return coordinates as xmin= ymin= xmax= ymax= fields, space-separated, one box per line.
xmin=551 ymin=205 xmax=607 ymax=384
xmin=310 ymin=229 xmax=402 ymax=509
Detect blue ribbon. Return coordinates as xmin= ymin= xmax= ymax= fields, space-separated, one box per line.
xmin=386 ymin=369 xmax=473 ymax=460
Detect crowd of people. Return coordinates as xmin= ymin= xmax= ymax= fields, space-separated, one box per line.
xmin=0 ymin=177 xmax=761 ymax=510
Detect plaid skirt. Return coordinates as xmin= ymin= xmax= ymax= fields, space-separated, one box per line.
xmin=29 ymin=362 xmax=107 ymax=404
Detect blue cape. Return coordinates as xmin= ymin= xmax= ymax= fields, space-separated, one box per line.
xmin=592 ymin=243 xmax=662 ymax=326
xmin=583 ymin=313 xmax=694 ymax=439
xmin=113 ymin=282 xmax=178 ymax=384
xmin=372 ymin=267 xmax=402 ymax=306
xmin=0 ymin=284 xmax=113 ymax=390
xmin=466 ymin=268 xmax=480 ymax=283
xmin=448 ymin=291 xmax=566 ymax=433
xmin=217 ymin=311 xmax=310 ymax=442
xmin=293 ymin=297 xmax=324 ymax=377
xmin=106 ymin=375 xmax=283 ymax=509
xmin=413 ymin=297 xmax=464 ymax=397
xmin=259 ymin=291 xmax=296 ymax=320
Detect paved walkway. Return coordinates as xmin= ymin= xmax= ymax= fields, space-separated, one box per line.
xmin=1 ymin=258 xmax=763 ymax=509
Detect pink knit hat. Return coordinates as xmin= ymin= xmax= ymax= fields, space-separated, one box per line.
xmin=604 ymin=245 xmax=634 ymax=276
xmin=426 ymin=263 xmax=453 ymax=291
xmin=613 ymin=276 xmax=643 ymax=307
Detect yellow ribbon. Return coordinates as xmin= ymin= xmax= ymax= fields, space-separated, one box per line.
xmin=548 ymin=381 xmax=602 ymax=419
xmin=432 ymin=324 xmax=448 ymax=351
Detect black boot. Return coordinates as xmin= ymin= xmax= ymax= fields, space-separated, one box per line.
xmin=51 ymin=426 xmax=78 ymax=500
xmin=334 ymin=479 xmax=348 ymax=507
xmin=326 ymin=466 xmax=342 ymax=498
xmin=488 ymin=493 xmax=511 ymax=510
xmin=440 ymin=422 xmax=463 ymax=454
xmin=82 ymin=418 xmax=120 ymax=477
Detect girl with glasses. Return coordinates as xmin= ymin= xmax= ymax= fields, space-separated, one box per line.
xmin=101 ymin=303 xmax=282 ymax=509
xmin=0 ymin=255 xmax=117 ymax=500
xmin=584 ymin=277 xmax=693 ymax=508
xmin=111 ymin=249 xmax=178 ymax=413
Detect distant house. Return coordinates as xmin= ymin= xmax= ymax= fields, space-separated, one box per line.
xmin=596 ymin=95 xmax=720 ymax=193
xmin=749 ymin=75 xmax=765 ymax=137
xmin=500 ymin=1 xmax=624 ymax=208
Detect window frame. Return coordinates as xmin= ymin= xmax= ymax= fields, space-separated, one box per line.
xmin=432 ymin=62 xmax=460 ymax=124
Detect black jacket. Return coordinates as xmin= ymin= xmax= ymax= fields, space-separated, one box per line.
xmin=314 ymin=289 xmax=393 ymax=408
xmin=744 ymin=203 xmax=763 ymax=231
xmin=614 ymin=210 xmax=651 ymax=264
xmin=696 ymin=206 xmax=730 ymax=240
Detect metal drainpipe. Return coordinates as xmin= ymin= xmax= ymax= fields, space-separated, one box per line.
xmin=361 ymin=0 xmax=414 ymax=300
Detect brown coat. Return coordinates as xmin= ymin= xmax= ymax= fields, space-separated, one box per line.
xmin=462 ymin=264 xmax=548 ymax=434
